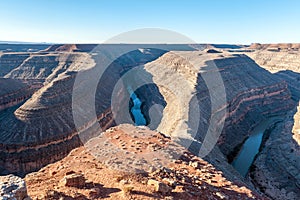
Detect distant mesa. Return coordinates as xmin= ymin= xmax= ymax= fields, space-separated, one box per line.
xmin=249 ymin=43 xmax=300 ymax=51
xmin=43 ymin=44 xmax=98 ymax=52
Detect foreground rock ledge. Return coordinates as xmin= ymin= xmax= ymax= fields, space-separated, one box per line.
xmin=25 ymin=124 xmax=265 ymax=200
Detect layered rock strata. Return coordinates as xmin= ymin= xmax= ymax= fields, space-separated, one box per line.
xmin=0 ymin=78 xmax=36 ymax=111
xmin=0 ymin=48 xmax=169 ymax=175
xmin=141 ymin=51 xmax=294 ymax=160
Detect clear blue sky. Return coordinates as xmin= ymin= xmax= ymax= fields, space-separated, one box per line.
xmin=0 ymin=0 xmax=299 ymax=44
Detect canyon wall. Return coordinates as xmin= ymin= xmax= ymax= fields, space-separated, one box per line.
xmin=123 ymin=51 xmax=295 ymax=194
xmin=0 ymin=47 xmax=170 ymax=176
xmin=244 ymin=47 xmax=300 ymax=199
xmin=141 ymin=51 xmax=294 ymax=159
xmin=249 ymin=104 xmax=300 ymax=199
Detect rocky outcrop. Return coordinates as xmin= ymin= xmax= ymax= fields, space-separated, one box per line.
xmin=61 ymin=173 xmax=86 ymax=188
xmin=4 ymin=54 xmax=63 ymax=80
xmin=0 ymin=174 xmax=29 ymax=200
xmin=249 ymin=43 xmax=300 ymax=51
xmin=250 ymin=104 xmax=300 ymax=200
xmin=0 ymin=52 xmax=94 ymax=83
xmin=274 ymin=70 xmax=300 ymax=101
xmin=245 ymin=48 xmax=300 ymax=100
xmin=24 ymin=124 xmax=265 ymax=199
xmin=292 ymin=104 xmax=300 ymax=144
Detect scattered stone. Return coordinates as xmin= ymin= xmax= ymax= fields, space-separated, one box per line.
xmin=49 ymin=169 xmax=57 ymax=176
xmin=162 ymin=178 xmax=176 ymax=187
xmin=173 ymin=185 xmax=185 ymax=193
xmin=148 ymin=179 xmax=171 ymax=195
xmin=114 ymin=135 xmax=120 ymax=139
xmin=61 ymin=173 xmax=85 ymax=187
xmin=122 ymin=185 xmax=134 ymax=194
xmin=174 ymin=160 xmax=182 ymax=164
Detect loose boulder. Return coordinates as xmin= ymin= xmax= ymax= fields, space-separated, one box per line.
xmin=0 ymin=174 xmax=29 ymax=200
xmin=60 ymin=173 xmax=85 ymax=188
xmin=147 ymin=179 xmax=171 ymax=195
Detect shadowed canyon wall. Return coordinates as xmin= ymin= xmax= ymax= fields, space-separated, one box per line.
xmin=245 ymin=47 xmax=300 ymax=199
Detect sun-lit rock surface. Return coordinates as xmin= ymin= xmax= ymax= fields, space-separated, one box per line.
xmin=24 ymin=124 xmax=265 ymax=200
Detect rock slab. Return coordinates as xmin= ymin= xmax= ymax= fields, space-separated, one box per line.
xmin=0 ymin=174 xmax=28 ymax=200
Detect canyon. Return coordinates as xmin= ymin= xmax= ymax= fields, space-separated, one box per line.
xmin=0 ymin=43 xmax=299 ymax=199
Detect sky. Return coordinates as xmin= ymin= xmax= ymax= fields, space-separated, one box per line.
xmin=0 ymin=0 xmax=299 ymax=44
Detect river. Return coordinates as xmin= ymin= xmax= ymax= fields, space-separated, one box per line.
xmin=127 ymin=86 xmax=147 ymax=126
xmin=232 ymin=117 xmax=282 ymax=177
